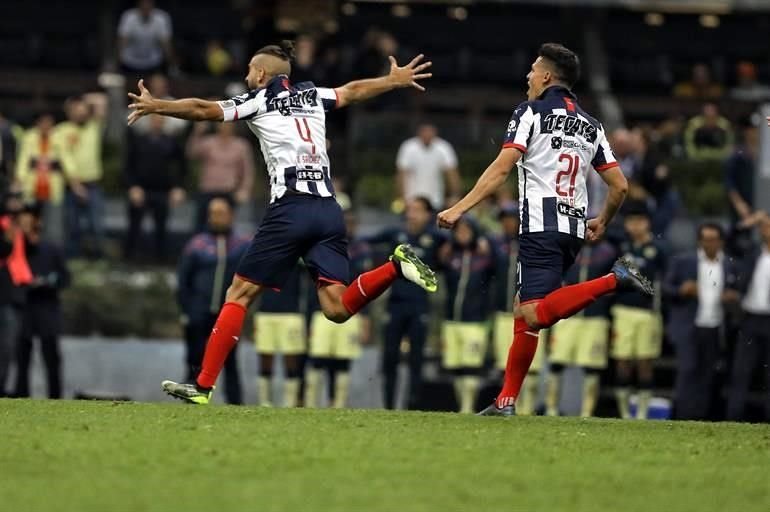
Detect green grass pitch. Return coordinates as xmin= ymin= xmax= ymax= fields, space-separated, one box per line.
xmin=1 ymin=399 xmax=768 ymax=512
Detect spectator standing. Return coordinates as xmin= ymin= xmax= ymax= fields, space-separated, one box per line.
xmin=205 ymin=40 xmax=233 ymax=77
xmin=673 ymin=63 xmax=724 ymax=100
xmin=611 ymin=202 xmax=667 ymax=420
xmin=724 ymin=124 xmax=759 ymax=226
xmin=727 ymin=213 xmax=770 ymax=421
xmin=665 ymin=223 xmax=740 ymax=420
xmin=130 ymin=74 xmax=188 ymax=136
xmin=186 ymin=121 xmax=255 ymax=232
xmin=177 ymin=197 xmax=249 ymax=405
xmin=438 ymin=217 xmax=495 ymax=413
xmin=729 ymin=61 xmax=770 ymax=103
xmin=15 ymin=114 xmax=71 ymax=246
xmin=684 ymin=103 xmax=734 ymax=161
xmin=291 ymin=35 xmax=326 ymax=84
xmin=396 ymin=124 xmax=461 ymax=211
xmin=13 ymin=202 xmax=69 ymax=399
xmin=0 ymin=194 xmax=32 ymax=396
xmin=123 ymin=115 xmax=187 ymax=261
xmin=54 ymin=95 xmax=106 ymax=258
xmin=117 ymin=0 xmax=174 ymax=74
xmin=632 ymin=129 xmax=680 ymax=237
xmin=0 ymin=113 xmax=17 ymax=191
xmin=366 ymin=197 xmax=446 ymax=410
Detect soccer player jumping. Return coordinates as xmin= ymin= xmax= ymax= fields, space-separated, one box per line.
xmin=127 ymin=41 xmax=438 ymax=404
xmin=438 ymin=43 xmax=654 ymax=416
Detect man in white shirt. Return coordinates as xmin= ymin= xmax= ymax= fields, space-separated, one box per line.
xmin=728 ymin=213 xmax=770 ymax=421
xmin=117 ymin=0 xmax=174 ymax=73
xmin=396 ymin=123 xmax=461 ymax=210
xmin=665 ymin=223 xmax=740 ymax=420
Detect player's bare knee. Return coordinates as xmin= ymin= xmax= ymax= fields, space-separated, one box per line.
xmin=226 ymin=278 xmax=260 ymax=306
xmin=322 ymin=304 xmax=350 ymax=324
xmin=516 ymin=304 xmax=542 ymax=330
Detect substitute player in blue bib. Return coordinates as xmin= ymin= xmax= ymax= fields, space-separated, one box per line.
xmin=438 ymin=43 xmax=654 ymax=416
xmin=127 ymin=41 xmax=438 ymax=404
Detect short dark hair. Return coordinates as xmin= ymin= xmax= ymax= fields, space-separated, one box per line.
xmin=538 ymin=43 xmax=580 ymax=88
xmin=698 ymin=222 xmax=724 ymax=240
xmin=255 ymin=40 xmax=296 ymax=62
xmin=622 ymin=199 xmax=650 ymax=219
xmin=411 ymin=196 xmax=434 ymax=214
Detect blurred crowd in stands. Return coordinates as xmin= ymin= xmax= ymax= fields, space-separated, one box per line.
xmin=0 ymin=0 xmax=768 ymax=422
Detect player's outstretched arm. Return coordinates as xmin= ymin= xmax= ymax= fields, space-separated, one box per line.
xmin=586 ymin=165 xmax=628 ymax=241
xmin=437 ymin=148 xmax=521 ymax=229
xmin=127 ymin=79 xmax=223 ymax=126
xmin=334 ymin=55 xmax=432 ymax=108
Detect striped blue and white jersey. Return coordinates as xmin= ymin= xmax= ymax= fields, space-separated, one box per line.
xmin=502 ymin=86 xmax=617 ymax=239
xmin=217 ymin=75 xmax=338 ymax=204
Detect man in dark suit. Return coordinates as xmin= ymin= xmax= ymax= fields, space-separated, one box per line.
xmin=728 ymin=212 xmax=770 ymax=421
xmin=13 ymin=201 xmax=70 ymax=399
xmin=665 ymin=223 xmax=741 ymax=420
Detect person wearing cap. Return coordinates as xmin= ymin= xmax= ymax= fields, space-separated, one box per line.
xmin=437 ymin=216 xmax=496 ymax=413
xmin=611 ymin=201 xmax=668 ymax=419
xmin=12 ymin=201 xmax=70 ymax=399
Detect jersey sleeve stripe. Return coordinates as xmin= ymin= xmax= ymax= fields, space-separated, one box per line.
xmin=502 ymin=142 xmax=527 ymax=153
xmin=594 ymin=162 xmax=618 ymax=172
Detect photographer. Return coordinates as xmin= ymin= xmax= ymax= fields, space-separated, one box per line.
xmin=0 ymin=192 xmax=32 ymax=396
xmin=12 ymin=201 xmax=69 ymax=399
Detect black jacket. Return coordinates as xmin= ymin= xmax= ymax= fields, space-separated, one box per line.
xmin=0 ymin=229 xmax=13 ymax=305
xmin=19 ymin=238 xmax=69 ymax=338
xmin=663 ymin=251 xmax=740 ymax=344
xmin=23 ymin=238 xmax=70 ymax=304
xmin=124 ymin=129 xmax=187 ymax=192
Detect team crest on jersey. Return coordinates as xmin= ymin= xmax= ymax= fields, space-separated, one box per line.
xmin=551 ymin=136 xmax=563 ymax=149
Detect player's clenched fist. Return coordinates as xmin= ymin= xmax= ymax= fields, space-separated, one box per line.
xmin=437 ymin=207 xmax=462 ymax=229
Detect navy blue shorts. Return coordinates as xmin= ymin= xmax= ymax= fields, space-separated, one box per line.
xmin=518 ymin=232 xmax=583 ymax=303
xmin=236 ymin=195 xmax=350 ymax=290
